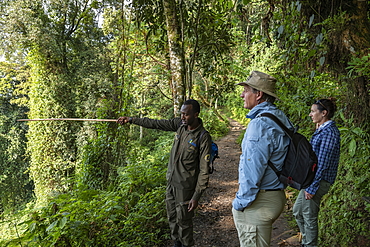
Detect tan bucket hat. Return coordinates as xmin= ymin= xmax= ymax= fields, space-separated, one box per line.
xmin=236 ymin=71 xmax=279 ymax=99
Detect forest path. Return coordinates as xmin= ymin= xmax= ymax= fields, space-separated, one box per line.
xmin=192 ymin=118 xmax=301 ymax=247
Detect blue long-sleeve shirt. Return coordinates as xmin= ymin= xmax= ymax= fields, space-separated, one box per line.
xmin=232 ymin=102 xmax=293 ymax=211
xmin=306 ymin=120 xmax=340 ymax=195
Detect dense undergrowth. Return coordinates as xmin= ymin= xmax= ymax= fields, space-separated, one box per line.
xmin=1 ymin=139 xmax=170 ymax=246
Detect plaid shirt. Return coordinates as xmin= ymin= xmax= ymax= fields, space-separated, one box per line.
xmin=306 ymin=120 xmax=341 ymax=195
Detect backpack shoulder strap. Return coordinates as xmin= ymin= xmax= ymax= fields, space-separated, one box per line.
xmin=197 ymin=130 xmax=208 ymax=148
xmin=260 ymin=113 xmax=290 ymax=175
xmin=268 ymin=160 xmax=281 ymax=175
xmin=260 ymin=113 xmax=294 ymax=139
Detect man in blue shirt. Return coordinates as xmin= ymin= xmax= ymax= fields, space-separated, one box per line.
xmin=232 ymin=71 xmax=293 ymax=247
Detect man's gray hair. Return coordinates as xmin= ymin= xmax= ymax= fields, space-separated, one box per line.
xmin=250 ymin=87 xmax=276 ymax=103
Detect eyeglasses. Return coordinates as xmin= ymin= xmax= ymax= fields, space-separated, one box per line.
xmin=315 ymin=100 xmax=328 ymax=111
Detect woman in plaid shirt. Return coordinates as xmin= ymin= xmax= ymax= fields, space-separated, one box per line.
xmin=293 ymin=98 xmax=341 ymax=247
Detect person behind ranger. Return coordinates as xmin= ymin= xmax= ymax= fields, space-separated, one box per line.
xmin=293 ymin=98 xmax=340 ymax=247
xmin=232 ymin=71 xmax=293 ymax=247
xmin=117 ymin=99 xmax=211 ymax=247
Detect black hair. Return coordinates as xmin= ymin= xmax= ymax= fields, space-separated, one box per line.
xmin=314 ymin=98 xmax=337 ymax=119
xmin=183 ymin=99 xmax=200 ymax=113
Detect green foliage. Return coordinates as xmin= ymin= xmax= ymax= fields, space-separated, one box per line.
xmin=3 ymin=136 xmax=170 ymax=246
xmin=8 ymin=189 xmax=166 ymax=246
xmin=181 ymin=0 xmax=235 ymax=79
xmin=224 ymin=88 xmax=250 ymax=126
xmin=222 ymin=32 xmax=286 ymax=127
xmin=0 ymin=62 xmax=33 ymax=212
xmin=1 ymin=0 xmax=370 ymax=245
xmin=0 ymin=119 xmax=33 ymax=211
xmin=272 ymin=2 xmax=336 ymax=81
xmin=201 ymin=108 xmax=229 ymax=139
xmin=130 ymin=0 xmax=237 ymax=107
xmin=347 ymin=50 xmax=370 ymax=78
xmin=236 ymin=129 xmax=246 ymax=146
xmin=78 ymin=136 xmax=111 ymax=190
xmin=275 ymin=72 xmax=344 ymax=136
xmin=2 ymin=0 xmax=115 ymax=201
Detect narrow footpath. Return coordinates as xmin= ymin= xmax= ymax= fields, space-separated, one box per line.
xmin=192 ymin=118 xmax=301 ymax=247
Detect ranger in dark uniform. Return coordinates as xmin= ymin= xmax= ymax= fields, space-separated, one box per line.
xmin=117 ymin=99 xmax=211 ymax=247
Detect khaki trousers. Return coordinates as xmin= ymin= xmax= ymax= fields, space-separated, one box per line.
xmin=166 ymin=184 xmax=195 ymax=246
xmin=232 ymin=190 xmax=286 ymax=247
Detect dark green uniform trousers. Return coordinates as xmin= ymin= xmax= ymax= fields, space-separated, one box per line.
xmin=166 ymin=184 xmax=195 ymax=247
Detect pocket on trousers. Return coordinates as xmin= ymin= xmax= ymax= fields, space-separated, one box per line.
xmin=238 ymin=224 xmax=257 ymax=247
xmin=176 ymin=202 xmax=194 ymax=222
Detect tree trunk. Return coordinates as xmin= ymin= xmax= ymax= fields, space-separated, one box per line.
xmin=162 ymin=0 xmax=186 ymax=115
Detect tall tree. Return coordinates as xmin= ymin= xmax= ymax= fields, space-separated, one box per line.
xmin=163 ymin=0 xmax=186 ymax=114
xmin=131 ymin=0 xmax=235 ymax=115
xmin=1 ymin=0 xmax=110 ymax=199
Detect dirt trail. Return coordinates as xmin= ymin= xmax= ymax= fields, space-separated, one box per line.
xmin=192 ymin=118 xmax=300 ymax=247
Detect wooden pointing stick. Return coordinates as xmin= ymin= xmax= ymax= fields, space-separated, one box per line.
xmin=17 ymin=118 xmax=118 ymax=122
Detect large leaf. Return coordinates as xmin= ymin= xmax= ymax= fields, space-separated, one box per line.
xmin=349 ymin=139 xmax=357 ymax=157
